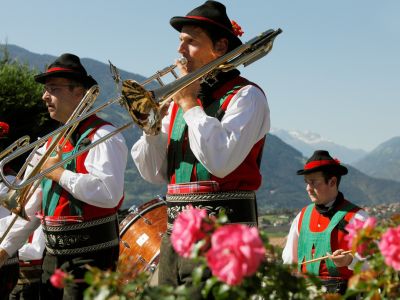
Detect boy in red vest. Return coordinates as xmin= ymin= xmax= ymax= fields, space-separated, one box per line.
xmin=282 ymin=150 xmax=368 ymax=295
xmin=0 ymin=54 xmax=128 ymax=299
xmin=131 ymin=1 xmax=270 ymax=295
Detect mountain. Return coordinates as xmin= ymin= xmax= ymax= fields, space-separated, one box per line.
xmin=3 ymin=44 xmax=400 ymax=212
xmin=271 ymin=128 xmax=367 ymax=164
xmin=353 ymin=137 xmax=400 ymax=183
xmin=258 ymin=134 xmax=400 ymax=211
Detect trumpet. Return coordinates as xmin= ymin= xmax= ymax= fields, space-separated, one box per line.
xmin=0 ymin=27 xmax=282 ymax=221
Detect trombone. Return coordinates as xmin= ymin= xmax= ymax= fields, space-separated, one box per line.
xmin=0 ymin=27 xmax=282 ymax=220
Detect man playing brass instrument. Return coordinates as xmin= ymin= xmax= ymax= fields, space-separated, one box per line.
xmin=131 ymin=1 xmax=270 ymax=296
xmin=0 ymin=54 xmax=128 ymax=299
xmin=0 ymin=121 xmax=20 ymax=299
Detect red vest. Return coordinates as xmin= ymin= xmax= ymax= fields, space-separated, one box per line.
xmin=298 ymin=198 xmax=360 ymax=279
xmin=44 ymin=115 xmax=123 ymax=220
xmin=167 ymin=77 xmax=265 ymax=191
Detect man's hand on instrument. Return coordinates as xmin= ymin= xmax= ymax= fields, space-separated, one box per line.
xmin=41 ymin=146 xmax=64 ymax=183
xmin=159 ymin=98 xmax=173 ymax=119
xmin=0 ymin=248 xmax=10 ymax=268
xmin=329 ymin=249 xmax=354 ymax=267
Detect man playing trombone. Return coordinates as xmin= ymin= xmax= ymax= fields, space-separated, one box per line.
xmin=131 ymin=1 xmax=270 ymax=296
xmin=0 ymin=53 xmax=128 ymax=299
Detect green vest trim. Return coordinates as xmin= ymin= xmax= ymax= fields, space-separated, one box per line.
xmin=41 ymin=119 xmax=105 ymax=216
xmin=297 ymin=201 xmax=356 ymax=276
xmin=168 ymin=85 xmax=244 ymax=183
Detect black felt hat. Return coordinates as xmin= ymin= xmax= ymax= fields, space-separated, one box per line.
xmin=170 ymin=1 xmax=243 ymax=49
xmin=297 ymin=150 xmax=348 ymax=176
xmin=34 ymin=53 xmax=97 ymax=88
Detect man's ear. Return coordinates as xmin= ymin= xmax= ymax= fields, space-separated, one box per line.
xmin=214 ymin=38 xmax=229 ymax=56
xmin=329 ymin=177 xmax=337 ymax=187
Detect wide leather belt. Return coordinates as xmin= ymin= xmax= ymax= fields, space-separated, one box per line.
xmin=42 ymin=214 xmax=119 ymax=256
xmin=4 ymin=255 xmax=19 ymax=266
xmin=166 ymin=190 xmax=258 ymax=233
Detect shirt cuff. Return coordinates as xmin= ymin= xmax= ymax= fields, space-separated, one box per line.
xmin=347 ymin=253 xmax=362 ymax=270
xmin=59 ymin=169 xmax=75 ymax=189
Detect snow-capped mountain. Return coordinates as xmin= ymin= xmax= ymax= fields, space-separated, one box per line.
xmin=270 ymin=128 xmax=367 ymax=164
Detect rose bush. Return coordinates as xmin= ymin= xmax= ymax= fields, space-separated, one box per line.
xmin=57 ymin=206 xmax=400 ymax=299
xmin=344 ymin=214 xmax=400 ymax=299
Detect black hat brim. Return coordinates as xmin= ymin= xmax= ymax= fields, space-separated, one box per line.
xmin=170 ymin=16 xmax=242 ymax=49
xmin=297 ymin=164 xmax=348 ymax=176
xmin=34 ymin=71 xmax=97 ymax=88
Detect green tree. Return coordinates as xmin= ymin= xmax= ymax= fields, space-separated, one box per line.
xmin=0 ymin=46 xmax=57 ymax=168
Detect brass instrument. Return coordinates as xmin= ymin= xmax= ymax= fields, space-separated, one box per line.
xmin=122 ymin=28 xmax=282 ymax=135
xmin=0 ymin=136 xmax=30 ymax=161
xmin=0 ymin=86 xmax=100 ymax=219
xmin=0 ymin=27 xmax=282 ymax=224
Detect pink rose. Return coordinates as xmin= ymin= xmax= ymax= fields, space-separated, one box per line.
xmin=171 ymin=206 xmax=213 ymax=258
xmin=50 ymin=268 xmax=69 ymax=289
xmin=206 ymin=224 xmax=265 ymax=286
xmin=378 ymin=225 xmax=400 ymax=271
xmin=345 ymin=217 xmax=377 ymax=255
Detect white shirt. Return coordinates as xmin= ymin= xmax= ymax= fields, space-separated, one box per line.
xmin=131 ymin=85 xmax=270 ymax=183
xmin=18 ymin=225 xmax=45 ymax=262
xmin=0 ymin=124 xmax=128 ymax=256
xmin=282 ymin=202 xmax=369 ymax=268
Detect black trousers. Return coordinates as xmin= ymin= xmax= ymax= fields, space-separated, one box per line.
xmin=0 ymin=263 xmax=19 ymax=300
xmin=9 ymin=282 xmax=41 ymax=300
xmin=40 ymin=245 xmax=119 ymax=300
xmin=158 ymin=235 xmax=213 ymax=300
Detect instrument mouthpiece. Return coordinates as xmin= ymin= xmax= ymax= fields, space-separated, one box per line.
xmin=178 ymin=57 xmax=187 ymax=65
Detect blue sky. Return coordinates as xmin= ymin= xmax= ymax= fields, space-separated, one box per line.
xmin=1 ymin=0 xmax=399 ymax=151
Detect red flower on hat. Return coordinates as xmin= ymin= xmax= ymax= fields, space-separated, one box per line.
xmin=231 ymin=20 xmax=244 ymax=37
xmin=0 ymin=122 xmax=10 ymax=138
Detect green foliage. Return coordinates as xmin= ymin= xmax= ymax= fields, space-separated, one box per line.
xmin=0 ymin=45 xmax=57 ymax=168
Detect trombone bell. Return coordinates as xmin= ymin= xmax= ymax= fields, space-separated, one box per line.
xmin=121 ymin=80 xmax=162 ymax=136
xmin=0 ymin=189 xmax=29 ymax=220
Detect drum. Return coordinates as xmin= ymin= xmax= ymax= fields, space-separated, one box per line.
xmin=118 ymin=197 xmax=167 ymax=283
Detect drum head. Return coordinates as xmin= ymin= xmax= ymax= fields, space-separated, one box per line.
xmin=118 ymin=198 xmax=166 ymax=282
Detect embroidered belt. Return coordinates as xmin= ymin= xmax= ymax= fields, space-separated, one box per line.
xmin=4 ymin=256 xmax=19 ymax=266
xmin=166 ymin=190 xmax=258 ymax=233
xmin=42 ymin=214 xmax=119 ymax=256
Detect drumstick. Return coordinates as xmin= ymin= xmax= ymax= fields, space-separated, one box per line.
xmin=301 ymin=250 xmax=352 ymax=265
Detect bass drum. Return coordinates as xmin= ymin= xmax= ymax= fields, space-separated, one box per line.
xmin=118 ymin=197 xmax=167 ymax=285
